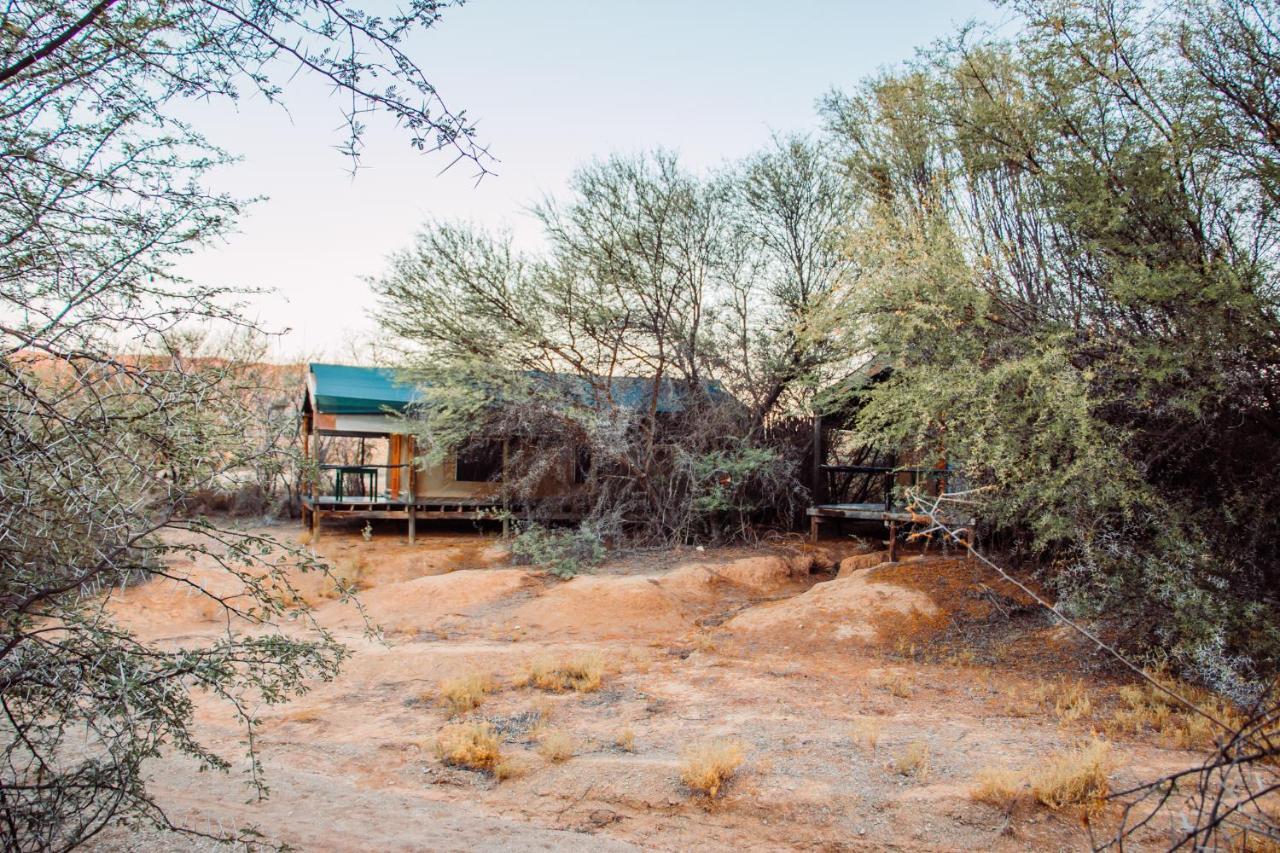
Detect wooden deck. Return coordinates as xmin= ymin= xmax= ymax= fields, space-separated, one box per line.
xmin=301 ymin=495 xmax=582 ymax=540
xmin=806 ymin=502 xmax=975 ymax=560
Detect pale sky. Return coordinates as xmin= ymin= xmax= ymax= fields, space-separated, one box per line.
xmin=176 ymin=1 xmax=996 ymax=360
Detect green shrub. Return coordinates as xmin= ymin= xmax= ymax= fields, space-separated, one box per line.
xmin=509 ymin=522 xmax=605 ymax=579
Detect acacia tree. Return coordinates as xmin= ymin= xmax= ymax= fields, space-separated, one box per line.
xmin=0 ymin=0 xmax=487 ymax=848
xmin=375 ymin=143 xmax=855 ymax=544
xmin=820 ymin=0 xmax=1280 ymax=693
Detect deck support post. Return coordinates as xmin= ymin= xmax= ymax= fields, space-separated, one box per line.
xmin=809 ymin=514 xmax=819 ymax=544
xmin=308 ymin=417 xmax=320 ymax=543
xmin=887 ymin=520 xmax=898 ymax=562
xmin=501 ymin=438 xmax=511 ymax=539
xmin=406 ymin=435 xmax=416 ymax=545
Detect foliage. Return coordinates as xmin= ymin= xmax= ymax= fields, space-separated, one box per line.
xmin=679 ymin=738 xmax=746 ymax=799
xmin=819 ymin=0 xmax=1280 ymax=692
xmin=508 ymin=522 xmax=606 ymax=579
xmin=0 ymin=0 xmax=485 ymax=846
xmin=374 ymin=142 xmax=849 ymax=544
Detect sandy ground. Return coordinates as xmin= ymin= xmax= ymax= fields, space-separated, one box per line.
xmin=89 ymin=522 xmax=1208 ymax=852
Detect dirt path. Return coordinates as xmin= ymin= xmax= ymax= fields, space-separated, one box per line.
xmin=92 ymin=525 xmax=1204 ymax=851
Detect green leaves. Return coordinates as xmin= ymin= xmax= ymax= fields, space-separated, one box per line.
xmin=822 ymin=0 xmax=1280 ymax=691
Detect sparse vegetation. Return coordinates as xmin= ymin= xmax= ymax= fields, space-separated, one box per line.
xmin=438 ymin=671 xmax=497 ymax=716
xmin=970 ymin=767 xmax=1028 ymax=815
xmin=494 ymin=756 xmax=529 ymax=781
xmin=1108 ymin=672 xmax=1246 ymax=749
xmin=880 ymin=672 xmax=914 ymax=699
xmin=1030 ymin=739 xmax=1111 ymax=814
xmin=680 ymin=739 xmax=746 ymax=798
xmin=893 ymin=741 xmax=930 ymax=780
xmin=849 ymin=717 xmax=881 ymax=753
xmin=1053 ymin=680 xmax=1093 ymax=724
xmin=518 ymin=652 xmax=607 ymax=693
xmin=615 ymin=727 xmax=636 ymax=753
xmin=536 ymin=730 xmax=575 ymax=763
xmin=435 ymin=723 xmax=503 ymax=772
xmin=509 ymin=522 xmax=606 ymax=579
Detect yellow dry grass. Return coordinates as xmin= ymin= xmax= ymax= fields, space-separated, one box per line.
xmin=434 ymin=722 xmax=502 ymax=772
xmin=494 ymin=756 xmax=529 ymax=781
xmin=880 ymin=671 xmax=914 ymax=699
xmin=615 ymin=726 xmax=636 ymax=753
xmin=518 ymin=651 xmax=607 ymax=693
xmin=536 ymin=729 xmax=575 ymax=763
xmin=1053 ymin=679 xmax=1093 ymax=724
xmin=1107 ymin=671 xmax=1247 ymax=750
xmin=438 ymin=671 xmax=496 ymax=716
xmin=893 ymin=741 xmax=930 ymax=779
xmin=279 ymin=706 xmax=323 ymax=724
xmin=680 ymin=738 xmax=746 ymax=798
xmin=970 ymin=767 xmax=1029 ymax=815
xmin=1031 ymin=738 xmax=1110 ymax=814
xmin=849 ymin=717 xmax=881 ymax=753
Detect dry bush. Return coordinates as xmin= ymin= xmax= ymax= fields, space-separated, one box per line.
xmin=537 ymin=729 xmax=575 ymax=763
xmin=849 ymin=717 xmax=881 ymax=752
xmin=692 ymin=633 xmax=718 ymax=654
xmin=438 ymin=671 xmax=496 ymax=716
xmin=1054 ymin=679 xmax=1094 ymax=724
xmin=494 ymin=756 xmax=529 ymax=781
xmin=518 ymin=652 xmax=606 ymax=693
xmin=880 ymin=672 xmax=914 ymax=699
xmin=1107 ymin=672 xmax=1245 ymax=749
xmin=970 ymin=767 xmax=1029 ymax=815
xmin=434 ymin=722 xmax=502 ymax=772
xmin=894 ymin=741 xmax=930 ymax=779
xmin=615 ymin=727 xmax=636 ymax=752
xmin=1031 ymin=738 xmax=1110 ymax=814
xmin=680 ymin=739 xmax=746 ymax=798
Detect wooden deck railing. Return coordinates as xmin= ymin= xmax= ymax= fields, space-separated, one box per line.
xmin=818 ymin=464 xmax=951 ymax=510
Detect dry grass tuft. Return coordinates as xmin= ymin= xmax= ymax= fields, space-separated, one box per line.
xmin=849 ymin=717 xmax=882 ymax=752
xmin=893 ymin=741 xmax=930 ymax=779
xmin=692 ymin=632 xmax=718 ymax=654
xmin=970 ymin=767 xmax=1029 ymax=814
xmin=536 ymin=729 xmax=575 ymax=763
xmin=680 ymin=738 xmax=746 ymax=798
xmin=1107 ymin=671 xmax=1245 ymax=749
xmin=279 ymin=706 xmax=323 ymax=724
xmin=1053 ymin=679 xmax=1094 ymax=724
xmin=1031 ymin=738 xmax=1110 ymax=814
xmin=434 ymin=722 xmax=502 ymax=772
xmin=615 ymin=726 xmax=636 ymax=753
xmin=438 ymin=671 xmax=496 ymax=716
xmin=494 ymin=756 xmax=529 ymax=781
xmin=880 ymin=671 xmax=914 ymax=699
xmin=518 ymin=652 xmax=607 ymax=693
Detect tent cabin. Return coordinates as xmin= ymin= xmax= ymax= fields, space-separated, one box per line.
xmin=807 ymin=364 xmax=972 ymax=556
xmin=300 ymin=363 xmax=726 ymax=540
xmin=300 ymin=363 xmax=583 ymax=541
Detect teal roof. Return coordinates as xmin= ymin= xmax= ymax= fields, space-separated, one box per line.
xmin=306 ymin=363 xmax=730 ymax=416
xmin=307 ymin=363 xmax=418 ymax=415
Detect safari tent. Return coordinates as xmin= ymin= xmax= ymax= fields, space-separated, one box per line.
xmin=300 ymin=363 xmax=720 ymax=540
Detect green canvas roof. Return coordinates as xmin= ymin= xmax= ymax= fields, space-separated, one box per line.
xmin=305 ymin=363 xmax=732 ymax=417
xmin=306 ymin=363 xmax=419 ymax=415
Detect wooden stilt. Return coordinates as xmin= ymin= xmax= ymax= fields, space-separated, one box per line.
xmin=406 ymin=435 xmax=416 ymax=545
xmin=809 ymin=514 xmax=820 ymax=544
xmin=888 ymin=520 xmax=898 ymax=562
xmin=309 ymin=418 xmax=320 ymax=543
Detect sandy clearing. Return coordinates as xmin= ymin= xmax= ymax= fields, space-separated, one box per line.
xmin=91 ymin=524 xmax=1205 ymax=852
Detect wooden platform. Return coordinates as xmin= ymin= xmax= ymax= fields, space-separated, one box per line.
xmin=301 ymin=495 xmax=581 ymax=541
xmin=807 ymin=502 xmax=975 ymax=560
xmin=305 ymin=495 xmax=503 ymax=521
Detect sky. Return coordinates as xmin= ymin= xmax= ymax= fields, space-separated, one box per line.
xmin=176 ymin=0 xmax=997 ymax=360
